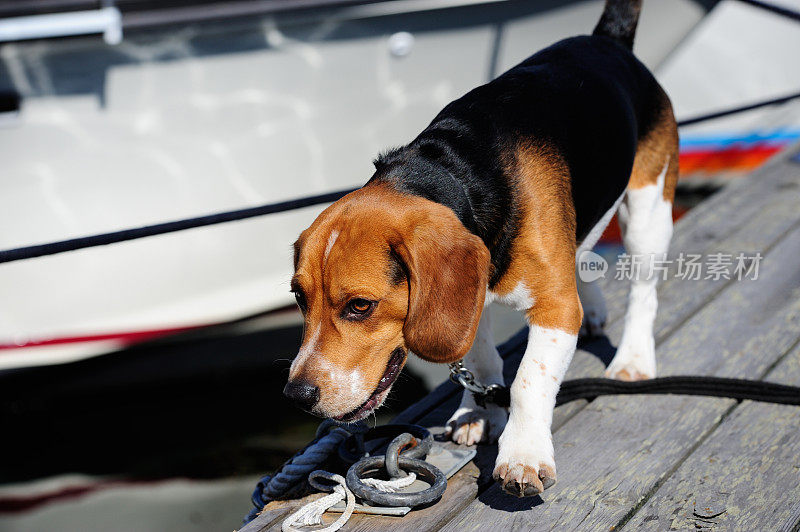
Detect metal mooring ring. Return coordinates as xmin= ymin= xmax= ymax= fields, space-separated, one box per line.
xmin=385 ymin=433 xmax=417 ymax=479
xmin=338 ymin=424 xmax=432 ymax=464
xmin=346 ymin=455 xmax=447 ymax=507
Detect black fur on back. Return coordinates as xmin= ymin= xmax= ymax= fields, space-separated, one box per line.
xmin=370 ymin=118 xmax=519 ymax=287
xmin=368 ymin=33 xmax=666 ymax=289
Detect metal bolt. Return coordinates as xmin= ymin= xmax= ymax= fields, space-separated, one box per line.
xmin=388 ymin=31 xmax=414 ymax=57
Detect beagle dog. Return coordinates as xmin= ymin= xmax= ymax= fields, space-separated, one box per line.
xmin=286 ymin=0 xmax=677 ymax=497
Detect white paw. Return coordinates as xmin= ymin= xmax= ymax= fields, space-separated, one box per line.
xmin=606 ymin=335 xmax=656 ymax=381
xmin=445 ymin=403 xmax=507 ymax=446
xmin=493 ymin=423 xmax=556 ymax=497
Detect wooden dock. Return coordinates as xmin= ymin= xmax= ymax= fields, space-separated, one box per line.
xmin=244 ymin=144 xmax=800 ymax=531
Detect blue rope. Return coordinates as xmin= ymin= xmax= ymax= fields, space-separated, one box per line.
xmin=245 ymin=420 xmax=368 ymax=525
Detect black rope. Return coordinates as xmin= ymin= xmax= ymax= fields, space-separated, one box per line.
xmin=1 ymin=91 xmax=799 ymax=265
xmin=0 ymin=188 xmax=356 ymax=265
xmin=735 ymin=0 xmax=800 ymax=23
xmin=481 ymin=376 xmax=800 ymax=409
xmin=677 ymin=90 xmax=800 ymax=127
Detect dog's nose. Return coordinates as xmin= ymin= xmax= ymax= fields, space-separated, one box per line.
xmin=283 ymin=380 xmax=320 ymax=411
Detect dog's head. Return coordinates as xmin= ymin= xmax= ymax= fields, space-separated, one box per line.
xmin=284 ymin=184 xmax=490 ymax=422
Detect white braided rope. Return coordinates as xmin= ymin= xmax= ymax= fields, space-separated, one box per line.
xmin=361 ymin=472 xmax=416 ymax=492
xmin=282 ymin=472 xmax=417 ymax=531
xmin=282 ymin=472 xmax=354 ymax=532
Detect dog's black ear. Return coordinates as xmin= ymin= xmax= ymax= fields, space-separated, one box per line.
xmin=393 ymin=203 xmax=490 ymax=363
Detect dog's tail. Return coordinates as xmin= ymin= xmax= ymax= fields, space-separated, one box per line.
xmin=592 ymin=0 xmax=643 ymax=50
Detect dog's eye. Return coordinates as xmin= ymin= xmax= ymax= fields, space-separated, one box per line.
xmin=346 ymin=298 xmax=374 ymax=318
xmin=294 ymin=291 xmax=307 ymax=313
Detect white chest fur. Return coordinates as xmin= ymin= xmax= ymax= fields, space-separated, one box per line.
xmin=486 ymin=281 xmax=536 ymax=312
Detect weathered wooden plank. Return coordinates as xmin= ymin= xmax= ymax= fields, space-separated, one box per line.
xmin=781 ymin=501 xmax=800 ymax=532
xmin=455 ymin=396 xmax=737 ymax=531
xmin=626 ymin=342 xmax=800 ymax=531
xmin=441 ymin=222 xmax=800 ymax=531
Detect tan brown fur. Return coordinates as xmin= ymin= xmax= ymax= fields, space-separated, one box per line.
xmin=290 ymin=183 xmax=490 ymax=418
xmin=490 ymin=143 xmax=583 ymax=335
xmin=628 ymin=91 xmax=680 ymax=201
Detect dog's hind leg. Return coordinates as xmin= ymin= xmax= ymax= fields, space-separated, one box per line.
xmin=577 ymin=274 xmax=607 ymax=338
xmin=606 ymin=102 xmax=678 ymax=381
xmin=576 ymin=189 xmax=625 ymax=338
xmin=445 ymin=309 xmax=508 ymax=445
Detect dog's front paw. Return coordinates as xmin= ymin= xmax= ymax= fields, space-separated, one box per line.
xmin=493 ymin=460 xmax=556 ymax=497
xmin=493 ymin=425 xmax=556 ymax=497
xmin=445 ymin=404 xmax=507 ymax=446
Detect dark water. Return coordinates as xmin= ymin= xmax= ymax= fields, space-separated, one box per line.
xmin=0 ymin=318 xmax=429 ymax=486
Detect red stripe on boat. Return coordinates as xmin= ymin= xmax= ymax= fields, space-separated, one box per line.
xmin=0 ymin=325 xmax=203 ymax=351
xmin=0 ymin=479 xmax=175 ymax=513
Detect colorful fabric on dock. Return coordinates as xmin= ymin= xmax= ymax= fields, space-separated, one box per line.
xmin=679 ymin=129 xmax=800 ymax=175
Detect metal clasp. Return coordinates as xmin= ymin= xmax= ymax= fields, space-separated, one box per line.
xmin=448 ymin=361 xmax=485 ymax=394
xmin=448 ymin=361 xmax=506 ymax=408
